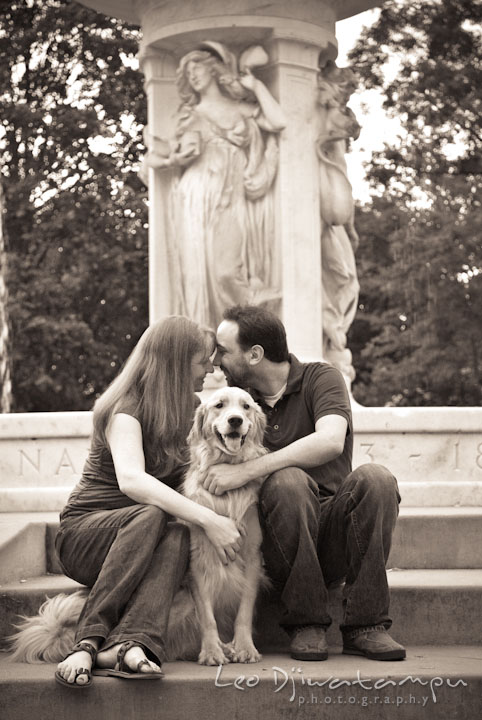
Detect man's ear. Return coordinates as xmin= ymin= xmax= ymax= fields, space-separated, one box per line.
xmin=248 ymin=344 xmax=264 ymax=365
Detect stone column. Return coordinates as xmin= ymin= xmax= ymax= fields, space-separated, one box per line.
xmin=139 ymin=49 xmax=178 ymax=324
xmin=262 ymin=38 xmax=335 ymax=361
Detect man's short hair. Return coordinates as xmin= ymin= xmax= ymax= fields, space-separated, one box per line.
xmin=223 ymin=305 xmax=289 ymax=363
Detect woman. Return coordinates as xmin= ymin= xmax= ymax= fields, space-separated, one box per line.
xmin=54 ymin=316 xmax=242 ymax=687
xmin=143 ymin=43 xmax=286 ymax=329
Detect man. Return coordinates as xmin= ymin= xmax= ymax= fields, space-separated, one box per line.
xmin=204 ymin=305 xmax=405 ymax=662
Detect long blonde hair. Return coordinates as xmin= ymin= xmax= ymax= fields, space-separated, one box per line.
xmin=93 ymin=316 xmax=215 ymax=478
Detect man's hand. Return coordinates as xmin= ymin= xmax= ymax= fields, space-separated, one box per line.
xmin=202 ymin=463 xmax=251 ymax=495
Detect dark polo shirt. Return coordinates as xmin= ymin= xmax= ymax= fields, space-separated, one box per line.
xmin=251 ymin=354 xmax=353 ymax=498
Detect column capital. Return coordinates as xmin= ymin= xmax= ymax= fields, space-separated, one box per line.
xmin=138 ymin=45 xmax=177 ymax=89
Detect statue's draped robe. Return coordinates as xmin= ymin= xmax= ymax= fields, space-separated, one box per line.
xmin=167 ymin=106 xmax=279 ymax=329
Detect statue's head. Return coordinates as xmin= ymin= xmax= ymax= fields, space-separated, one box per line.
xmin=177 ymin=47 xmax=245 ymax=105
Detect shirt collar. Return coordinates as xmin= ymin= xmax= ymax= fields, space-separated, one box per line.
xmin=251 ymin=354 xmax=304 ymax=405
xmin=284 ymin=354 xmax=305 ymax=395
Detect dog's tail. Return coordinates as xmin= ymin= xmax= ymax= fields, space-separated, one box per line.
xmin=8 ymin=586 xmax=205 ymax=664
xmin=8 ymin=590 xmax=88 ymax=663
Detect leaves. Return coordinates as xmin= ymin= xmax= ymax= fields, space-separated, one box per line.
xmin=347 ymin=0 xmax=482 ymax=406
xmin=1 ymin=0 xmax=149 ymax=411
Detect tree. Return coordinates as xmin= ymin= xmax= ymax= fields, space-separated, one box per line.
xmin=0 ymin=0 xmax=149 ymax=411
xmin=347 ymin=0 xmax=482 ymax=405
xmin=0 ymin=182 xmax=11 ymax=412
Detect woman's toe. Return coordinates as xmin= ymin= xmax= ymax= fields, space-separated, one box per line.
xmin=139 ymin=659 xmax=161 ymax=673
xmin=76 ymin=672 xmax=89 ymax=685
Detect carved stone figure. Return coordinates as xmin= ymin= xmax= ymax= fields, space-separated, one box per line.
xmin=141 ymin=42 xmax=286 ymax=329
xmin=316 ymin=59 xmax=361 ymax=381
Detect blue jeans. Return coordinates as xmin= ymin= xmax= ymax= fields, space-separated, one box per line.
xmin=258 ymin=463 xmax=400 ymax=634
xmin=55 ymin=504 xmax=190 ymax=664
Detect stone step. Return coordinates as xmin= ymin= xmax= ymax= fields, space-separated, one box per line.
xmin=1 ymin=569 xmax=482 ymax=651
xmin=1 ymin=507 xmax=481 ymax=588
xmin=0 ymin=513 xmax=60 ymax=583
xmin=0 ymin=646 xmax=480 ymax=720
xmin=389 ymin=507 xmax=482 ymax=569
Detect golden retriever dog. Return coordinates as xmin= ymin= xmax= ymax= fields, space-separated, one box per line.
xmin=9 ymin=387 xmax=268 ymax=668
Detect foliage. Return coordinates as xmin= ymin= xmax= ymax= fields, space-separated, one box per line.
xmin=348 ymin=0 xmax=482 ymax=406
xmin=0 ymin=0 xmax=148 ymax=411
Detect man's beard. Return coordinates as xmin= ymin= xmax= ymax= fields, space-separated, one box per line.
xmin=221 ymin=365 xmax=249 ymax=389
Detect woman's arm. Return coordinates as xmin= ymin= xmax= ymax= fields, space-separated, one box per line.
xmin=107 ymin=413 xmax=242 ymax=564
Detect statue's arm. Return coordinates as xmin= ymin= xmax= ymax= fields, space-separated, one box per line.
xmin=142 ymin=118 xmax=202 ymax=171
xmin=239 ymin=71 xmax=286 ymax=133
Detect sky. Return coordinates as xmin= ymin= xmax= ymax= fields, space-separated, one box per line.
xmin=336 ymin=9 xmax=403 ymax=203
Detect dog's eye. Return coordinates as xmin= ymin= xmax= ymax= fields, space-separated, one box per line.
xmin=215 ymin=402 xmax=224 ymax=409
xmin=243 ymin=403 xmax=251 ymax=410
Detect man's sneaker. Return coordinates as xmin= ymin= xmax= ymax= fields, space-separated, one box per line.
xmin=289 ymin=625 xmax=328 ymax=661
xmin=342 ymin=626 xmax=406 ymax=661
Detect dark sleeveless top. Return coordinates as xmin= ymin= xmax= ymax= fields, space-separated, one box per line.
xmin=60 ymin=396 xmax=189 ymax=521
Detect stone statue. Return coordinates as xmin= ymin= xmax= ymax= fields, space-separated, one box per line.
xmin=316 ymin=59 xmax=361 ymax=382
xmin=141 ymin=41 xmax=286 ymax=329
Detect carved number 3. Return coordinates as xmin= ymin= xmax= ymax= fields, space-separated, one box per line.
xmin=360 ymin=443 xmax=375 ymax=462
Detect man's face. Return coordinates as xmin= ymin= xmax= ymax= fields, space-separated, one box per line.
xmin=216 ymin=320 xmax=252 ymax=387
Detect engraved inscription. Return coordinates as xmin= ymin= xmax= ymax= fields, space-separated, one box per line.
xmin=55 ymin=448 xmax=76 ymax=475
xmin=16 ymin=446 xmax=82 ymax=478
xmin=360 ymin=443 xmax=375 ymax=462
xmin=454 ymin=439 xmax=460 ymax=471
xmin=477 ymin=443 xmax=482 ymax=470
xmin=19 ymin=449 xmax=42 ymax=476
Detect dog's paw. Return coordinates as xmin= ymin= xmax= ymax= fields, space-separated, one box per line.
xmin=231 ymin=645 xmax=262 ymax=664
xmin=220 ymin=642 xmax=236 ymax=661
xmin=198 ymin=645 xmax=230 ymax=666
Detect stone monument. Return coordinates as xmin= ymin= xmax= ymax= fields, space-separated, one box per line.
xmin=2 ymin=0 xmax=482 ymax=514
xmin=77 ymin=0 xmax=379 ymax=384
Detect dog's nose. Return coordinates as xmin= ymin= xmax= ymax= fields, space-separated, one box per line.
xmin=228 ymin=416 xmax=243 ymax=428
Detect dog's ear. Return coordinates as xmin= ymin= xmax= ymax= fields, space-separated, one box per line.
xmin=252 ymin=401 xmax=267 ymax=447
xmin=188 ymin=403 xmax=206 ymax=448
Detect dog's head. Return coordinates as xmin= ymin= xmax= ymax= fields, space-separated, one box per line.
xmin=189 ymin=387 xmax=266 ymax=456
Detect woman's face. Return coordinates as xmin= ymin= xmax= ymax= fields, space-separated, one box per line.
xmin=191 ymin=346 xmax=215 ymax=392
xmin=186 ymin=60 xmax=214 ymax=93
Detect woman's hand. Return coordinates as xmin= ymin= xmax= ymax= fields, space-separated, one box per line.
xmin=202 ymin=512 xmax=244 ymax=565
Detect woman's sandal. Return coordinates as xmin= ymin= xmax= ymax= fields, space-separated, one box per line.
xmin=92 ymin=640 xmax=163 ymax=680
xmin=55 ymin=641 xmax=97 ymax=689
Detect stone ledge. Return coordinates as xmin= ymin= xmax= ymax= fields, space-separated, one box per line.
xmin=1 ymin=408 xmax=481 ymax=510
xmin=1 ymin=407 xmax=481 ymax=438
xmin=1 ymin=647 xmax=480 ymax=720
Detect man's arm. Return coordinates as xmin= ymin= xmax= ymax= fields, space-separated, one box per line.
xmin=202 ymin=414 xmax=348 ymax=495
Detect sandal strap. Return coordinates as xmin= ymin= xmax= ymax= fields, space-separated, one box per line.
xmin=115 ymin=640 xmax=142 ymax=673
xmin=66 ymin=641 xmax=97 ymax=664
xmin=137 ymin=658 xmax=152 ymax=673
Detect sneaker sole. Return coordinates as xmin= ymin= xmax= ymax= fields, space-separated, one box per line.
xmin=290 ymin=651 xmax=329 ymax=661
xmin=342 ymin=647 xmax=406 ymax=661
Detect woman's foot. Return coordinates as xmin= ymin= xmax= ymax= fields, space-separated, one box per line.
xmin=56 ymin=639 xmax=98 ymax=686
xmin=96 ymin=642 xmax=162 ymax=675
